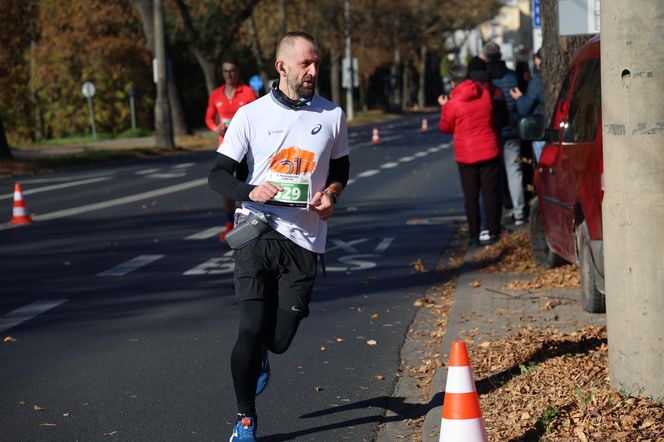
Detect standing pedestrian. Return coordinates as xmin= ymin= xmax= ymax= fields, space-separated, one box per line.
xmin=510 ymin=48 xmax=546 ymax=162
xmin=483 ymin=41 xmax=527 ymax=226
xmin=205 ymin=58 xmax=257 ymax=243
xmin=438 ymin=58 xmax=502 ymax=245
xmin=208 ymin=31 xmax=350 ymax=442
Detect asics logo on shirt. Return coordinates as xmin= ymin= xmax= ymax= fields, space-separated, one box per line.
xmin=268 ymin=129 xmax=284 ymax=135
xmin=311 ymin=124 xmax=322 ymax=135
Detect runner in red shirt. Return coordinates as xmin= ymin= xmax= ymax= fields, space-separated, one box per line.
xmin=205 ymin=59 xmax=257 ymax=242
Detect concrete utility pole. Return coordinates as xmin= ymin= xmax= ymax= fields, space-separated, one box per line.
xmin=154 ymin=0 xmax=175 ymax=149
xmin=344 ymin=0 xmax=354 ymax=121
xmin=601 ymin=0 xmax=664 ymax=398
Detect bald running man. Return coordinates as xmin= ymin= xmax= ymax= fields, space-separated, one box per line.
xmin=208 ymin=31 xmax=350 ymax=441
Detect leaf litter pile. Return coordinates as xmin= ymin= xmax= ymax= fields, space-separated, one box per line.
xmin=402 ymin=229 xmax=663 ymax=441
xmin=472 ymin=229 xmax=580 ymax=290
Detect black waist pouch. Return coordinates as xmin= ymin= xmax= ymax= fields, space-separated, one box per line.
xmin=225 ymin=211 xmax=273 ymax=249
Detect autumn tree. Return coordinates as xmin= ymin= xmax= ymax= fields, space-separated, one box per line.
xmin=539 ymin=0 xmax=591 ymax=118
xmin=33 ymin=0 xmax=153 ymax=138
xmin=169 ymin=0 xmax=262 ymax=94
xmin=0 ymin=0 xmax=39 ymax=155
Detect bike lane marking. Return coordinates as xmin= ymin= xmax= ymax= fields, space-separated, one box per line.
xmin=97 ymin=254 xmax=165 ymax=277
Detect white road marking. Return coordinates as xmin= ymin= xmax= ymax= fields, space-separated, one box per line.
xmin=380 ymin=162 xmax=399 ymax=169
xmin=374 ymin=237 xmax=395 ymax=253
xmin=0 ymin=299 xmax=68 ymax=334
xmin=173 ymin=162 xmax=195 ymax=169
xmin=0 ymin=176 xmax=112 ymax=200
xmin=184 ymin=251 xmax=234 ymax=275
xmin=146 ymin=172 xmax=187 ymax=179
xmin=400 ymin=156 xmax=415 ymax=162
xmin=134 ymin=168 xmax=160 ymax=175
xmin=97 ymin=254 xmax=164 ymax=276
xmin=16 ymin=172 xmax=113 ymax=185
xmin=327 ymin=238 xmax=368 ymax=253
xmin=346 ymin=179 xmax=356 ymax=186
xmin=185 ymin=226 xmax=225 ymax=240
xmin=357 ymin=169 xmax=380 ymax=178
xmin=414 ymin=151 xmax=428 ymax=157
xmin=30 ymin=178 xmax=207 ymax=223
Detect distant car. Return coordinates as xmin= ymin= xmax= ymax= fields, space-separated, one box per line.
xmin=519 ymin=36 xmax=604 ymax=313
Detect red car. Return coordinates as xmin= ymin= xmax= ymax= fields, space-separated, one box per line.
xmin=520 ymin=36 xmax=604 ymax=313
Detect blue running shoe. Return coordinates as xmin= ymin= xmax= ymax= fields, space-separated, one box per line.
xmin=255 ymin=350 xmax=270 ymax=396
xmin=229 ymin=416 xmax=256 ymax=442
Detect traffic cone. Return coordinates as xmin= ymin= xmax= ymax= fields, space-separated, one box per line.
xmin=439 ymin=341 xmax=488 ymax=442
xmin=420 ymin=117 xmax=429 ymax=132
xmin=10 ymin=183 xmax=33 ymax=225
xmin=371 ymin=127 xmax=381 ymax=144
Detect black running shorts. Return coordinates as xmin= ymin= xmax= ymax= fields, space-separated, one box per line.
xmin=233 ymin=235 xmax=318 ymax=317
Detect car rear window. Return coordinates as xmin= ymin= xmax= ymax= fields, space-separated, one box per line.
xmin=563 ymin=59 xmax=601 ymax=142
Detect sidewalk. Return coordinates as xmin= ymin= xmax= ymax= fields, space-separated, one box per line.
xmin=421 ymin=233 xmax=606 ymax=441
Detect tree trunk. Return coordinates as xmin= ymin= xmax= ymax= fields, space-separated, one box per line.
xmin=417 ymin=45 xmax=427 ymax=108
xmin=0 ymin=114 xmax=13 ymax=160
xmin=402 ymin=62 xmax=410 ymax=109
xmin=136 ymin=0 xmax=186 ymax=137
xmin=154 ymin=0 xmax=174 ymax=148
xmin=168 ymin=81 xmax=187 ymax=136
xmin=540 ymin=1 xmax=591 ymax=119
xmin=330 ymin=46 xmax=341 ymax=105
xmin=195 ymin=51 xmax=217 ymax=95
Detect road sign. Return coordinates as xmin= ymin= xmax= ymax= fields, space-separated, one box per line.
xmin=81 ymin=81 xmax=96 ymax=98
xmin=249 ymin=75 xmax=263 ymax=92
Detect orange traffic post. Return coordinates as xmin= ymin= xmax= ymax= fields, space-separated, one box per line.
xmin=9 ymin=183 xmax=33 ymax=225
xmin=439 ymin=341 xmax=488 ymax=442
xmin=371 ymin=127 xmax=381 ymax=144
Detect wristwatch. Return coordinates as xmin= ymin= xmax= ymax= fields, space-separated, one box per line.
xmin=323 ymin=188 xmax=339 ymax=204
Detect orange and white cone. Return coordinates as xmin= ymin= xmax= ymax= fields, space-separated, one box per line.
xmin=420 ymin=117 xmax=429 ymax=132
xmin=371 ymin=127 xmax=381 ymax=144
xmin=439 ymin=341 xmax=488 ymax=442
xmin=10 ymin=183 xmax=33 ymax=225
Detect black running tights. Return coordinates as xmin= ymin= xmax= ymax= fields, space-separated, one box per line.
xmin=231 ymin=299 xmax=303 ymax=416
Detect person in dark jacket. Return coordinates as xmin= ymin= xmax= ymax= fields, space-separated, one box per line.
xmin=511 ymin=49 xmax=545 ymax=161
xmin=483 ymin=41 xmax=527 ymax=225
xmin=438 ymin=59 xmax=502 ymax=245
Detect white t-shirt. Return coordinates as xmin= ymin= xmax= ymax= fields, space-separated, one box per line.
xmin=217 ymin=93 xmax=349 ymax=253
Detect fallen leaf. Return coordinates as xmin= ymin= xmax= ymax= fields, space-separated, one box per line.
xmin=366 ymin=339 xmax=378 ymax=346
xmin=3 ymin=336 xmax=17 ymax=343
xmin=335 ymin=338 xmax=344 ymax=342
xmin=370 ymin=313 xmax=379 ymax=319
xmin=33 ymin=405 xmax=45 ymax=411
xmin=640 ymin=419 xmax=656 ymax=429
xmin=320 ymin=346 xmax=326 ymax=351
xmin=19 ymin=400 xmax=26 ymax=406
xmin=104 ymin=431 xmax=118 ymax=436
xmin=573 ymin=426 xmax=588 ymax=442
xmin=63 ymin=412 xmax=70 ymax=417
xmin=479 ymin=341 xmax=491 ymax=348
xmin=375 ymin=375 xmax=385 ymax=381
xmin=39 ymin=423 xmax=56 ymax=427
xmin=315 ymin=386 xmax=323 ymax=392
xmin=469 ymin=280 xmax=481 ymax=288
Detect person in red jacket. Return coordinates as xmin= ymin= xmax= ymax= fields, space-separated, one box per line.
xmin=205 ymin=59 xmax=257 ymax=242
xmin=439 ymin=57 xmax=502 ymax=245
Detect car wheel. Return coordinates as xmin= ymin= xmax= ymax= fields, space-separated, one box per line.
xmin=529 ymin=197 xmax=566 ymax=268
xmin=576 ymin=220 xmax=606 ymax=313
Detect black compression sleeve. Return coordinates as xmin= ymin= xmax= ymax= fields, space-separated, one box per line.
xmin=326 ymin=155 xmax=350 ymax=188
xmin=208 ymin=153 xmax=256 ymax=201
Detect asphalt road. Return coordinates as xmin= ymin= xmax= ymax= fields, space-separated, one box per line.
xmin=0 ymin=114 xmax=464 ymax=441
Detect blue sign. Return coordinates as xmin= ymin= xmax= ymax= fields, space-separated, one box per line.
xmin=533 ymin=0 xmax=541 ymax=27
xmin=249 ymin=75 xmax=263 ymax=92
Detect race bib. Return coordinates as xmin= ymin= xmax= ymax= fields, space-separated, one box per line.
xmin=265 ymin=172 xmax=311 ymax=208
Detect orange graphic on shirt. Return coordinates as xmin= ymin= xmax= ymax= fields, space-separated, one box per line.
xmin=269 ymin=147 xmax=317 ymax=175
